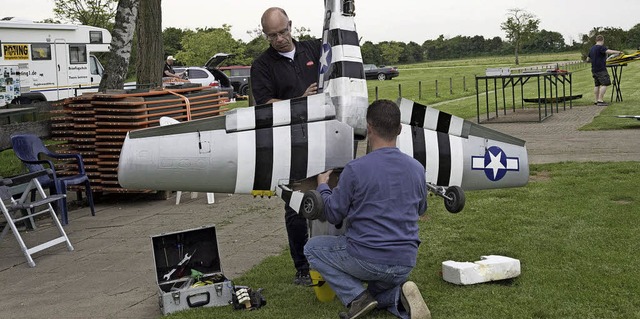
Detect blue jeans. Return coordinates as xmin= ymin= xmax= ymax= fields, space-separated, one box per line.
xmin=304 ymin=235 xmax=413 ymax=319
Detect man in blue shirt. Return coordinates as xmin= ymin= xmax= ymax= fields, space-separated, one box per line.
xmin=588 ymin=35 xmax=623 ymax=106
xmin=304 ymin=100 xmax=431 ymax=319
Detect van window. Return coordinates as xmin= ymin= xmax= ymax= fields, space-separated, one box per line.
xmin=90 ymin=56 xmax=101 ymax=75
xmin=90 ymin=31 xmax=103 ymax=44
xmin=69 ymin=44 xmax=87 ymax=64
xmin=32 ymin=43 xmax=52 ymax=60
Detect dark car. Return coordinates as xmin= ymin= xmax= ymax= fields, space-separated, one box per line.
xmin=363 ymin=64 xmax=399 ymax=81
xmin=219 ymin=65 xmax=251 ymax=96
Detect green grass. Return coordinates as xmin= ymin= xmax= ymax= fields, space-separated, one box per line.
xmin=0 ymin=148 xmax=25 ymax=177
xmin=166 ymin=162 xmax=640 ymax=319
xmin=163 ymin=53 xmax=640 ymax=318
xmin=3 ymin=52 xmax=640 ymax=318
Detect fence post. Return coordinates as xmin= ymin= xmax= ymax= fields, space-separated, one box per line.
xmin=435 ymin=80 xmax=439 ymax=97
xmin=375 ymin=86 xmax=379 ymax=101
xmin=449 ymin=77 xmax=453 ymax=95
xmin=398 ymin=84 xmax=402 ymax=98
xmin=463 ymin=76 xmax=466 ymax=92
xmin=419 ymin=81 xmax=422 ymax=100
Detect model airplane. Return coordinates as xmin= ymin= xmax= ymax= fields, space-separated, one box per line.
xmin=606 ymin=50 xmax=640 ymax=65
xmin=118 ymin=0 xmax=529 ymax=219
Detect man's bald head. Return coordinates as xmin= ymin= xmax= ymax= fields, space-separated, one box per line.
xmin=261 ymin=7 xmax=289 ymax=27
xmin=261 ymin=7 xmax=294 ymax=52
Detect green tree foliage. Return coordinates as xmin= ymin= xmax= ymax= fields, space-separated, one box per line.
xmin=294 ymin=26 xmax=317 ymax=41
xmin=522 ymin=29 xmax=566 ymax=53
xmin=243 ymin=37 xmax=270 ymax=63
xmin=175 ymin=25 xmax=243 ymax=66
xmin=53 ymin=0 xmax=117 ymax=29
xmin=361 ymin=41 xmax=382 ymax=65
xmin=399 ymin=41 xmax=423 ymax=64
xmin=378 ymin=41 xmax=403 ymax=65
xmin=421 ymin=35 xmax=508 ymax=61
xmin=163 ymin=27 xmax=194 ymax=60
xmin=500 ymin=8 xmax=540 ymax=65
xmin=625 ymin=23 xmax=640 ymax=49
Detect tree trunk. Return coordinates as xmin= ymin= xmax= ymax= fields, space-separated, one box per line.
xmin=514 ymin=41 xmax=520 ymax=65
xmin=136 ymin=0 xmax=163 ymax=88
xmin=99 ymin=0 xmax=140 ymax=91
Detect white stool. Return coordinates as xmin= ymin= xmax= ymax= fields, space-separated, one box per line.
xmin=175 ymin=191 xmax=215 ymax=205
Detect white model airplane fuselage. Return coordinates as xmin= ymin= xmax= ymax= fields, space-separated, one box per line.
xmin=117 ymin=0 xmax=529 ymax=214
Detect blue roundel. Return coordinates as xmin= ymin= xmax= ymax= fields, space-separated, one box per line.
xmin=483 ymin=146 xmax=508 ymax=181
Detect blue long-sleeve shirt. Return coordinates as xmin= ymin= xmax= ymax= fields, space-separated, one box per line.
xmin=317 ymin=147 xmax=427 ymax=267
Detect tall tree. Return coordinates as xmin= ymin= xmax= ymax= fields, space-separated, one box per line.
xmin=625 ymin=23 xmax=640 ymax=49
xmin=500 ymin=8 xmax=539 ymax=65
xmin=99 ymin=0 xmax=139 ymax=91
xmin=176 ymin=26 xmax=241 ymax=66
xmin=136 ymin=0 xmax=163 ymax=87
xmin=53 ymin=0 xmax=118 ymax=29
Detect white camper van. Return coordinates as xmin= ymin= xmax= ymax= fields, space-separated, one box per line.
xmin=0 ymin=17 xmax=112 ymax=105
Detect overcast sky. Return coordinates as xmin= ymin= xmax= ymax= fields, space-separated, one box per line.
xmin=2 ymin=0 xmax=639 ymax=45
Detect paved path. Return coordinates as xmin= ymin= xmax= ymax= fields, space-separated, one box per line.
xmin=0 ymin=104 xmax=638 ymax=318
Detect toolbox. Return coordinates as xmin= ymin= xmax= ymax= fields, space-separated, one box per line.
xmin=151 ymin=225 xmax=234 ymax=315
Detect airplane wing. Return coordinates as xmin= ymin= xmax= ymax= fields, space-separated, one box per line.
xmin=606 ymin=50 xmax=640 ymax=65
xmin=396 ymin=98 xmax=529 ymax=191
xmin=117 ymin=93 xmax=354 ymax=196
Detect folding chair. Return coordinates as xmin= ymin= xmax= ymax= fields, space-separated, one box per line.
xmin=0 ymin=169 xmax=74 ymax=267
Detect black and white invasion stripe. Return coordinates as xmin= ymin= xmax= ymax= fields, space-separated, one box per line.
xmin=398 ymin=98 xmax=467 ymax=138
xmin=225 ymin=93 xmax=335 ymax=133
xmin=233 ymin=119 xmax=353 ymax=194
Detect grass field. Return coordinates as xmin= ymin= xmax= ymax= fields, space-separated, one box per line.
xmin=2 ymin=52 xmax=639 ymax=318
xmin=163 ymin=54 xmax=640 ymax=318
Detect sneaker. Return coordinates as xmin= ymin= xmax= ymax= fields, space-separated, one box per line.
xmin=338 ymin=291 xmax=378 ymax=319
xmin=294 ymin=270 xmax=312 ymax=286
xmin=400 ymin=281 xmax=431 ymax=319
xmin=596 ymin=101 xmax=608 ymax=106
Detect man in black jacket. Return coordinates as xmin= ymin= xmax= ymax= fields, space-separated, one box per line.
xmin=249 ymin=7 xmax=322 ymax=286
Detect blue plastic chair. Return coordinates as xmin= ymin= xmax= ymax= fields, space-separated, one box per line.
xmin=10 ymin=134 xmax=96 ymax=225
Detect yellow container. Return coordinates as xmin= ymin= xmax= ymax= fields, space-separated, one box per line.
xmin=309 ymin=270 xmax=336 ymax=302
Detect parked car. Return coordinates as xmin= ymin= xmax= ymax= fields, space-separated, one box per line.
xmin=173 ymin=66 xmax=234 ymax=100
xmin=203 ymin=53 xmax=240 ymax=99
xmin=219 ymin=65 xmax=251 ymax=96
xmin=363 ymin=64 xmax=399 ymax=81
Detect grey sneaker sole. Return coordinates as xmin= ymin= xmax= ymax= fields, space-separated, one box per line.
xmin=401 ymin=281 xmax=431 ymax=319
xmin=348 ymin=300 xmax=378 ymax=319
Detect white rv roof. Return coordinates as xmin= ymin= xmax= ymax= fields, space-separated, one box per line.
xmin=0 ymin=18 xmax=78 ymax=31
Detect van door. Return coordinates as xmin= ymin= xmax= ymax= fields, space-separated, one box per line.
xmin=89 ymin=55 xmax=103 ymax=85
xmin=53 ymin=41 xmax=69 ymax=101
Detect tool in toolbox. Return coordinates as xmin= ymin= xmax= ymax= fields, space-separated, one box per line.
xmin=163 ymin=249 xmax=196 ymax=281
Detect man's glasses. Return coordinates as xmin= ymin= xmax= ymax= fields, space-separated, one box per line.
xmin=264 ymin=27 xmax=290 ymax=41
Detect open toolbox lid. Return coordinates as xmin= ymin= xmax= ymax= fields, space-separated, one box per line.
xmin=151 ymin=225 xmax=223 ymax=286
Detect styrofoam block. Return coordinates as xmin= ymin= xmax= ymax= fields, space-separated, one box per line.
xmin=442 ymin=255 xmax=521 ymax=285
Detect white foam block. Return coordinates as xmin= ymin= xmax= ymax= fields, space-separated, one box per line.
xmin=442 ymin=255 xmax=521 ymax=285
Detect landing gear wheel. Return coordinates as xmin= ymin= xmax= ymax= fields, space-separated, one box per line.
xmin=301 ymin=190 xmax=325 ymax=221
xmin=444 ymin=186 xmax=465 ymax=214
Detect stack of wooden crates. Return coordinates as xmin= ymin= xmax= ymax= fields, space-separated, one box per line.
xmin=49 ymin=86 xmax=228 ymax=193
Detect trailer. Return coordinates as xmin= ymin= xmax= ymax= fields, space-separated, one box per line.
xmin=0 ymin=17 xmax=112 ymax=105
